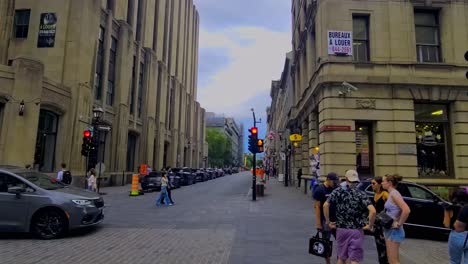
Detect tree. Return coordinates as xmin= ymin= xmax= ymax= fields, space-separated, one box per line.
xmin=206 ymin=128 xmax=233 ymax=167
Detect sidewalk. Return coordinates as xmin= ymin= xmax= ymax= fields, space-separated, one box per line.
xmin=271 ymin=177 xmax=449 ymax=263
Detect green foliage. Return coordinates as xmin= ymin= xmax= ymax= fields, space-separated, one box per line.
xmin=206 ymin=128 xmax=234 ymax=167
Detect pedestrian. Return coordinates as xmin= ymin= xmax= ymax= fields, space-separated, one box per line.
xmin=371 ymin=176 xmax=389 ymax=264
xmin=297 ymin=168 xmax=303 ymax=188
xmin=162 ymin=173 xmax=175 ymax=205
xmin=56 ymin=163 xmax=67 ymax=182
xmin=87 ymin=168 xmax=97 ymax=192
xmin=448 ymin=189 xmax=468 ymax=264
xmin=156 ymin=173 xmax=173 ymax=206
xmin=323 ymin=169 xmax=376 ymax=264
xmin=381 ymin=174 xmax=411 ymax=264
xmin=313 ymin=172 xmax=339 ymax=264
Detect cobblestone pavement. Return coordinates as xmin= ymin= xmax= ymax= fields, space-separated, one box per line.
xmin=0 ymin=172 xmax=448 ymax=264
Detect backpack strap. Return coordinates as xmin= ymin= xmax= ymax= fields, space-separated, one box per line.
xmin=464 ymin=232 xmax=468 ymax=248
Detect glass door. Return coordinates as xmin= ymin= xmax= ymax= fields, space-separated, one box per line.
xmin=355 ymin=122 xmax=373 ymax=178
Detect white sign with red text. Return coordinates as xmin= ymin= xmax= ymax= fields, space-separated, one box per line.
xmin=328 ymin=31 xmax=353 ymax=56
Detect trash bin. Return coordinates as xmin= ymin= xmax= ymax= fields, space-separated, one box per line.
xmin=256 ymin=184 xmax=264 ymax=196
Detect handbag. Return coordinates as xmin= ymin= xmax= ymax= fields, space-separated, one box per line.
xmin=308 ymin=231 xmax=333 ymax=258
xmin=376 ymin=210 xmax=394 ymax=229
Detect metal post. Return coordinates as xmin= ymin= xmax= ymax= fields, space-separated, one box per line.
xmin=285 ymin=151 xmax=289 ymax=187
xmin=252 ymin=110 xmax=257 ymax=201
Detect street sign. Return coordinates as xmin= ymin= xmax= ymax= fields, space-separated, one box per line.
xmin=289 ymin=134 xmax=302 ymax=142
xmin=97 ymin=125 xmax=111 ymax=131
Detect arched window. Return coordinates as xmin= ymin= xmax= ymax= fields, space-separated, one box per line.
xmin=34 ymin=110 xmax=59 ymax=172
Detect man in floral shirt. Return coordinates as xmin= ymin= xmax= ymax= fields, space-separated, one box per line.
xmin=324 ymin=170 xmax=376 ymax=264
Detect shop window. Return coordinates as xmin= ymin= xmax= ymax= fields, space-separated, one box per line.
xmin=34 ymin=110 xmax=58 ymax=172
xmin=127 ymin=134 xmax=137 ymax=172
xmin=14 ymin=10 xmax=30 ymax=38
xmin=355 ymin=122 xmax=374 ymax=178
xmin=415 ymin=104 xmax=450 ymax=178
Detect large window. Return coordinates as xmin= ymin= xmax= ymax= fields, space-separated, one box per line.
xmin=14 ymin=10 xmax=30 ymax=38
xmin=107 ymin=37 xmax=117 ymax=106
xmin=415 ymin=11 xmax=441 ymax=63
xmin=129 ymin=56 xmax=136 ymax=115
xmin=353 ymin=16 xmax=369 ymax=62
xmin=137 ymin=62 xmax=144 ymax=118
xmin=415 ymin=104 xmax=450 ymax=178
xmin=95 ymin=27 xmax=105 ymax=100
xmin=34 ymin=110 xmax=59 ymax=172
xmin=126 ymin=134 xmax=137 ymax=172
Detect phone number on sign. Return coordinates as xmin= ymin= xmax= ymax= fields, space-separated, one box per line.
xmin=331 ymin=46 xmax=352 ymax=54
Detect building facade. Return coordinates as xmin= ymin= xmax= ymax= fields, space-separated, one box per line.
xmin=206 ymin=113 xmax=243 ymax=166
xmin=268 ymin=0 xmax=468 ymax=185
xmin=0 ymin=0 xmax=207 ymax=179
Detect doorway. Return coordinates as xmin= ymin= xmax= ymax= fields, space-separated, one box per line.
xmin=355 ymin=122 xmax=374 ymax=178
xmin=34 ymin=110 xmax=59 ymax=172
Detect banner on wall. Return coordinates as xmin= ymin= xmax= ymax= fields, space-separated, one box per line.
xmin=327 ymin=30 xmax=352 ymax=56
xmin=37 ymin=13 xmax=57 ymax=48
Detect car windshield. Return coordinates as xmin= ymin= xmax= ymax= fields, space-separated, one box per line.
xmin=17 ymin=171 xmax=65 ymax=190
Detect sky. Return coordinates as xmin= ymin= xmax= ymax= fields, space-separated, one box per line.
xmin=193 ymin=0 xmax=292 ymax=153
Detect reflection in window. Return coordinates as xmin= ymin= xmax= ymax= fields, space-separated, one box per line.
xmin=415 ymin=11 xmax=441 ymax=63
xmin=408 ymin=186 xmax=434 ymax=200
xmin=415 ymin=104 xmax=450 ymax=178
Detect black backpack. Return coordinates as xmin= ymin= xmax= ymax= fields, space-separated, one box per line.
xmin=62 ymin=171 xmax=72 ymax=184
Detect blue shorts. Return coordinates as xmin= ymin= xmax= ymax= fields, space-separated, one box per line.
xmin=384 ymin=226 xmax=405 ymax=243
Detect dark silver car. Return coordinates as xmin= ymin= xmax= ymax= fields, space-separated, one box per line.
xmin=0 ymin=166 xmax=104 ymax=239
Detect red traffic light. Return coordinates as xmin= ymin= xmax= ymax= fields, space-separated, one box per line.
xmin=83 ymin=130 xmax=91 ymax=138
xmin=250 ymin=127 xmax=258 ymax=134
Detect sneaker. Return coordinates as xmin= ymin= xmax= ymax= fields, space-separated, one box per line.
xmin=168 ymin=203 xmax=174 ymax=206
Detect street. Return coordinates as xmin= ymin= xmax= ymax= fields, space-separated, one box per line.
xmin=0 ymin=172 xmax=448 ymax=264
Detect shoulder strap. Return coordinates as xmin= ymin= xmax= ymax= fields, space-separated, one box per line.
xmin=464 ymin=232 xmax=468 ymax=248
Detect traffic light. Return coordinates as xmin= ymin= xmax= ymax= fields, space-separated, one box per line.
xmin=248 ymin=127 xmax=258 ymax=153
xmin=257 ymin=139 xmax=264 ymax=153
xmin=81 ymin=129 xmax=93 ymax=156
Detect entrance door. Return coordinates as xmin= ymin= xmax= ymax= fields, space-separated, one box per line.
xmin=34 ymin=110 xmax=58 ymax=172
xmin=355 ymin=122 xmax=374 ymax=178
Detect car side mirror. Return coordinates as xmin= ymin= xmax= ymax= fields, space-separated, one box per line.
xmin=8 ymin=186 xmax=26 ymax=196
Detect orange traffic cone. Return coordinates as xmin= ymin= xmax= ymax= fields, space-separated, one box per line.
xmin=129 ymin=174 xmax=140 ymax=196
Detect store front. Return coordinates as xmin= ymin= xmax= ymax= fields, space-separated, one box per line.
xmin=414 ymin=104 xmax=452 ymax=178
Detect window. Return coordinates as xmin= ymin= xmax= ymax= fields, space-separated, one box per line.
xmin=136 ymin=0 xmax=144 ymax=41
xmin=95 ymin=27 xmax=105 ymax=100
xmin=137 ymin=62 xmax=144 ymax=118
xmin=126 ymin=134 xmax=137 ymax=171
xmin=0 ymin=174 xmax=32 ymax=193
xmin=415 ymin=11 xmax=441 ymax=63
xmin=127 ymin=0 xmax=134 ymax=25
xmin=415 ymin=104 xmax=450 ymax=178
xmin=107 ymin=37 xmax=117 ymax=106
xmin=34 ymin=110 xmax=59 ymax=172
xmin=129 ymin=56 xmax=136 ymax=114
xmin=353 ymin=16 xmax=369 ymax=62
xmin=14 ymin=10 xmax=30 ymax=38
xmin=407 ymin=185 xmax=435 ymax=200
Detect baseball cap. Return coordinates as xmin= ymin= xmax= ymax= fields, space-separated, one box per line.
xmin=345 ymin=169 xmax=360 ymax=182
xmin=326 ymin=172 xmax=339 ymax=182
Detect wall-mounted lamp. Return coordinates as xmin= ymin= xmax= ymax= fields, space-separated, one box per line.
xmin=19 ymin=100 xmax=25 ymax=116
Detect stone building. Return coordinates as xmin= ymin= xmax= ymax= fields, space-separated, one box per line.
xmin=0 ymin=0 xmax=207 ymax=180
xmin=268 ymin=0 xmax=468 ymax=185
xmin=206 ymin=113 xmax=243 ymax=167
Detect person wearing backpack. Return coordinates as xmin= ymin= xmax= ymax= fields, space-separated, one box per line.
xmin=56 ymin=163 xmax=72 ymax=184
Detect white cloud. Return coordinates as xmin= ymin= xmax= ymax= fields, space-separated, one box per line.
xmin=198 ymin=27 xmax=290 ymax=119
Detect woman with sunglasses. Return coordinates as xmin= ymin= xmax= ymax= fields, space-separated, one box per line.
xmin=371 ymin=176 xmax=389 ymax=264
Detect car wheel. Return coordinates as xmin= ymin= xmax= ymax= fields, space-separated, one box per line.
xmin=31 ymin=209 xmax=67 ymax=239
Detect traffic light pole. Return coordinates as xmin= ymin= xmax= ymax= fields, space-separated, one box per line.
xmin=252 ymin=111 xmax=257 ymax=201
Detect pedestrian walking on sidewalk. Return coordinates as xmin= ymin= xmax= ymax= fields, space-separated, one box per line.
xmin=313 ymin=172 xmax=339 ymax=264
xmin=448 ymin=190 xmax=468 ymax=264
xmin=87 ymin=168 xmax=97 ymax=192
xmin=371 ymin=176 xmax=389 ymax=264
xmin=156 ymin=173 xmax=173 ymax=206
xmin=381 ymin=174 xmax=411 ymax=264
xmin=297 ymin=168 xmax=302 ymax=188
xmin=323 ymin=169 xmax=376 ymax=264
xmin=162 ymin=173 xmax=175 ymax=205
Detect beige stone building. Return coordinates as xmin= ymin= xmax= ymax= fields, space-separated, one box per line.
xmin=268 ymin=0 xmax=468 ymax=186
xmin=0 ymin=0 xmax=207 ymax=181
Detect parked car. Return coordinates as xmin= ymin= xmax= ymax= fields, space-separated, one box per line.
xmin=194 ymin=170 xmax=205 ymax=182
xmin=232 ymin=167 xmax=239 ymax=174
xmin=0 ymin=166 xmax=104 ymax=239
xmin=177 ymin=168 xmax=194 ymax=186
xmin=206 ymin=168 xmax=216 ymax=180
xmin=140 ymin=172 xmax=162 ymax=192
xmin=167 ymin=171 xmax=181 ymax=188
xmin=358 ymin=179 xmax=457 ymax=239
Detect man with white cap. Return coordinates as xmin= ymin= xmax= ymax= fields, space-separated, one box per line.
xmin=323 ymin=169 xmax=376 ymax=264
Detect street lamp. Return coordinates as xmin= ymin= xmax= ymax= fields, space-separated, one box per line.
xmin=93 ymin=107 xmax=104 ymax=121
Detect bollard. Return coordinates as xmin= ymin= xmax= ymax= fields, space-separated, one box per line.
xmin=129 ymin=174 xmax=139 ymax=196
